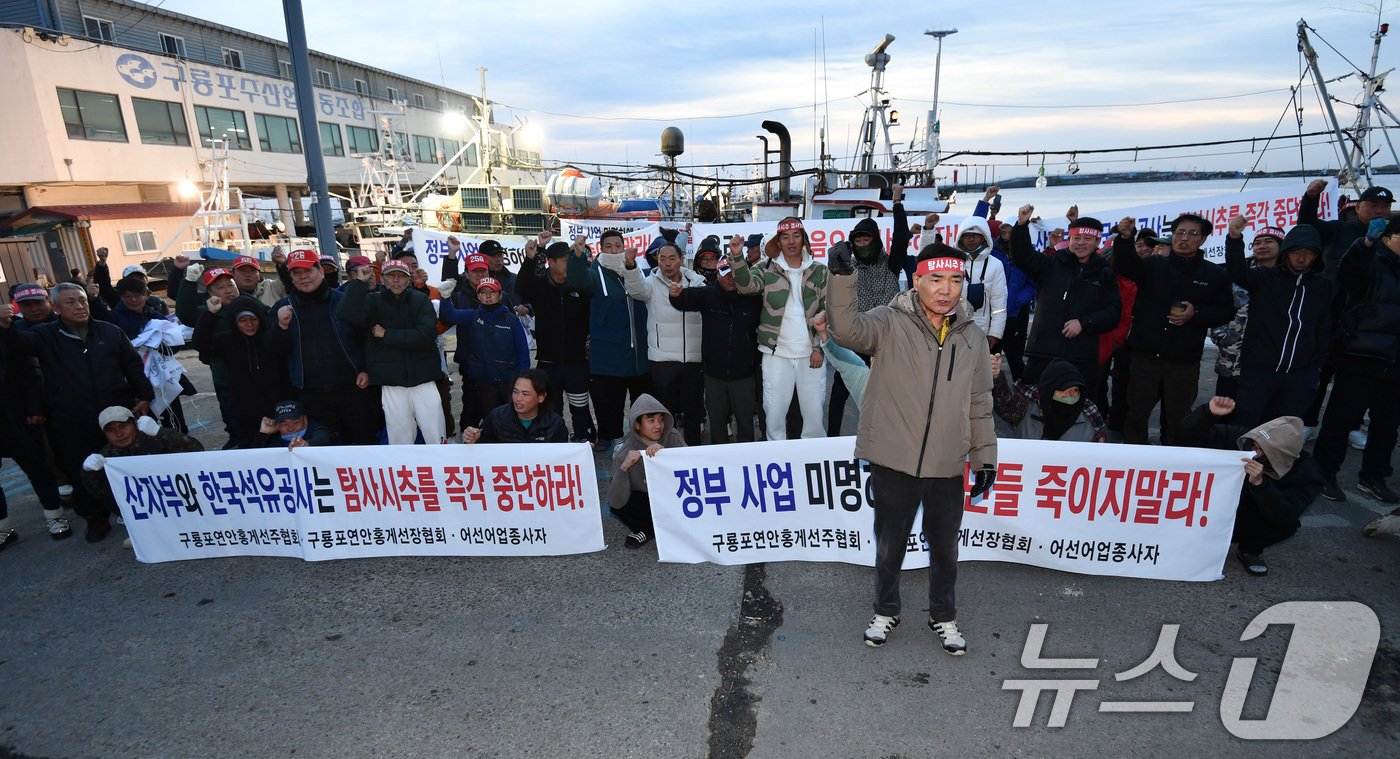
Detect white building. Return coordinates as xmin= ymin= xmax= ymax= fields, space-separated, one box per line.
xmin=0 ymin=0 xmax=542 ymax=287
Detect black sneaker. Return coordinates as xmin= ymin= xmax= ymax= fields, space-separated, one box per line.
xmin=624 ymin=530 xmax=649 ymax=548
xmin=1320 ymin=478 xmax=1348 ymax=502
xmin=1357 ymin=478 xmax=1400 ymax=504
xmin=0 ymin=528 xmax=17 ymax=552
xmin=1238 ymin=551 xmax=1269 ymax=576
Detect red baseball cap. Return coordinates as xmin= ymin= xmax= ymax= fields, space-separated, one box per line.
xmin=202 ymin=268 xmax=232 ymax=286
xmin=286 ymin=249 xmax=319 ymax=270
xmin=232 ymin=256 xmax=260 ymax=270
xmin=381 ymin=259 xmax=412 ymax=277
xmin=345 ymin=255 xmax=372 ymax=272
xmin=476 ymin=277 xmax=502 ymax=293
xmin=466 ymin=253 xmax=488 ymax=271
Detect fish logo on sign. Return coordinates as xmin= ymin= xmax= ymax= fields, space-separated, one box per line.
xmin=115 ymin=53 xmax=158 ymax=89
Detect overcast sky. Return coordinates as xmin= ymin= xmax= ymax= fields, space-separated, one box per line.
xmin=156 ymin=0 xmax=1396 ymax=183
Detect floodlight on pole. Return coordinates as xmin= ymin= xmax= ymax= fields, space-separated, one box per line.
xmin=923 ymin=28 xmax=958 ymax=180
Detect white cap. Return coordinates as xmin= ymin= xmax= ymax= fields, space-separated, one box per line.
xmin=98 ymin=406 xmax=134 ymax=429
xmin=122 ymin=265 xmax=145 ymax=277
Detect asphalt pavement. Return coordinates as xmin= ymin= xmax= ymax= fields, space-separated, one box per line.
xmin=1 ymin=343 xmax=1397 ymax=759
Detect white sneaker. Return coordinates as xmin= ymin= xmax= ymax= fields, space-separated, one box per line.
xmin=864 ymin=614 xmax=900 ymax=647
xmin=1364 ymin=514 xmax=1400 ymax=537
xmin=929 ymin=619 xmax=967 ymax=655
xmin=46 ymin=516 xmax=72 ymax=540
xmin=1350 ymin=429 xmax=1369 ymax=450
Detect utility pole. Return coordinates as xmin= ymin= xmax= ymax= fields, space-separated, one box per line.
xmin=923 ymin=28 xmax=957 ymax=185
xmin=281 ymin=0 xmax=337 ymax=259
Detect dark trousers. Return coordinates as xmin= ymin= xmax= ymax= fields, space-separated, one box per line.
xmin=1233 ymin=366 xmax=1320 ymax=430
xmin=0 ymin=423 xmax=62 ymax=519
xmin=214 ymin=383 xmax=240 ymax=443
xmin=612 ymin=490 xmax=653 ymax=534
xmin=50 ymin=428 xmax=108 ymax=523
xmin=869 ymin=465 xmax=965 ymax=623
xmin=538 ymin=360 xmax=595 ymax=440
xmin=1314 ymin=369 xmax=1400 ymax=480
xmin=1303 ymin=363 xmax=1336 ymax=428
xmin=458 ymin=374 xmax=481 ymax=432
xmin=435 ymin=376 xmax=455 ymax=437
xmin=651 ymin=361 xmax=705 ymax=447
xmin=590 ymin=372 xmax=651 ymax=442
xmin=469 ymin=380 xmax=513 ymax=430
xmin=704 ymin=374 xmax=757 ymax=444
xmin=298 ymin=385 xmax=380 ymax=445
xmin=1214 ymin=374 xmax=1239 ymax=399
xmin=1233 ymin=497 xmax=1300 ymax=555
xmin=1098 ymin=346 xmax=1132 ymax=431
xmin=1124 ymin=351 xmax=1199 ymax=445
xmin=1001 ymin=311 xmax=1030 ymax=381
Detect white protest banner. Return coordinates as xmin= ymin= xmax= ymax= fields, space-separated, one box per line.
xmin=559 ymin=218 xmax=657 ymax=245
xmin=103 ymin=444 xmax=605 ymax=563
xmin=644 ymin=437 xmax=1245 ymax=582
xmin=693 ymin=217 xmax=898 ymax=261
xmin=411 ymin=228 xmax=536 ymax=282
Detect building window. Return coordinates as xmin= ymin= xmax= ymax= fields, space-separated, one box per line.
xmin=413 ymin=93 xmax=425 ymax=108
xmin=255 ymin=113 xmax=302 ymax=153
xmin=222 ymin=48 xmax=244 ymax=70
xmin=413 ymin=134 xmax=436 ymax=163
xmin=464 ymin=143 xmax=479 ymax=167
xmin=83 ymin=16 xmax=114 ymax=42
xmin=440 ymin=138 xmax=461 ymax=165
xmin=346 ymin=125 xmax=378 ymax=155
xmin=316 ymin=69 xmax=332 ymax=88
xmin=57 ymin=88 xmax=127 ymax=142
xmin=386 ymin=86 xmax=397 ymax=101
xmin=158 ymin=33 xmax=186 ymax=58
xmin=279 ymin=60 xmax=293 ymax=79
xmin=393 ymin=131 xmax=409 ymax=160
xmin=193 ymin=105 xmax=251 ymax=150
xmin=120 ymin=230 xmax=160 ymax=256
xmin=438 ymin=99 xmax=447 ymax=112
xmin=319 ymin=122 xmax=344 ymax=157
xmin=354 ymin=79 xmax=368 ymax=96
xmin=132 ymin=98 xmax=190 ymax=146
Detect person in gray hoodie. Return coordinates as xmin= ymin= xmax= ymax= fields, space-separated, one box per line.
xmin=607 ymin=393 xmax=687 ymax=548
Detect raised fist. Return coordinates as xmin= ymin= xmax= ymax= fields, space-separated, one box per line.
xmin=277 ymin=305 xmax=293 ymax=329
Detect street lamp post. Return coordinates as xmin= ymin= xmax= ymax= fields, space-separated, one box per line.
xmin=924 ymin=28 xmax=958 ymax=184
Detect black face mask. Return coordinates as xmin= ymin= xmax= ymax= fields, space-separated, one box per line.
xmin=698 ymin=267 xmax=719 ymax=286
xmin=854 ymin=240 xmax=880 ymax=262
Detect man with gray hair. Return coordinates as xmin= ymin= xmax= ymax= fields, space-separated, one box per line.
xmin=0 ymin=283 xmax=154 ymax=542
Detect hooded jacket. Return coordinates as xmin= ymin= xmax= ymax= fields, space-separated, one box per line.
xmin=515 ymin=257 xmax=590 ymax=365
xmin=437 ymin=299 xmax=530 ymax=384
xmin=727 ymin=246 xmax=828 ymax=354
xmin=265 ymin=280 xmax=366 ymax=392
xmin=1334 ymin=235 xmax=1400 ymax=378
xmin=1224 ymin=226 xmax=1332 ymax=373
xmin=1178 ymin=407 xmax=1321 ymax=528
xmin=567 ymin=252 xmax=649 ymax=377
xmin=607 ymin=393 xmax=687 ymax=509
xmin=190 ymin=295 xmax=291 ymax=446
xmin=921 ymin=216 xmax=1007 ymax=340
xmin=622 ymin=262 xmax=707 ymax=363
xmin=974 ymin=201 xmax=1037 ymax=317
xmin=1111 ymin=233 xmax=1235 ymax=363
xmin=669 ymin=283 xmax=762 ymax=380
xmin=848 ymin=211 xmax=910 ymax=314
xmin=1299 ymin=190 xmax=1368 ymax=276
xmin=1010 ymin=223 xmax=1122 ymax=366
xmin=991 ymin=359 xmax=1106 ymax=442
xmin=827 ymin=275 xmax=996 ymax=478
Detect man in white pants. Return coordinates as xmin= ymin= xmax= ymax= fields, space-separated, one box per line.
xmin=337 ymin=259 xmax=446 ymax=444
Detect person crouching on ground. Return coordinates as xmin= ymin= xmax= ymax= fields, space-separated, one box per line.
xmin=607 ymin=393 xmax=687 ymax=548
xmin=991 ymin=357 xmax=1108 ymax=442
xmin=1176 ymin=396 xmax=1322 ymax=577
xmin=81 ymin=406 xmax=203 ymax=546
xmin=827 ymin=242 xmax=997 ymax=655
xmin=258 ymin=400 xmax=340 ymax=449
xmin=463 ymin=369 xmax=569 ymax=444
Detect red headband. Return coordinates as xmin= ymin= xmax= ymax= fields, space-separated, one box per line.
xmin=916 ymin=257 xmax=965 ymax=277
xmin=776 ymin=219 xmax=804 ymax=233
xmin=1067 ymin=227 xmax=1102 ymax=239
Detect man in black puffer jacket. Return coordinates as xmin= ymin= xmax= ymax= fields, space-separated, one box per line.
xmin=1010 ymin=209 xmax=1121 ymax=388
xmin=1113 ymin=213 xmax=1235 ymax=444
xmin=516 ymin=240 xmax=593 ymax=442
xmin=1315 ymin=216 xmax=1400 ymax=503
xmin=1223 ymin=217 xmax=1332 ymax=428
xmin=670 ymin=261 xmax=763 ymax=443
xmin=339 ymin=259 xmax=445 ymax=445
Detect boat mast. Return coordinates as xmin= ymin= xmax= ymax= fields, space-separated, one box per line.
xmin=1297 ymin=18 xmax=1396 ymax=192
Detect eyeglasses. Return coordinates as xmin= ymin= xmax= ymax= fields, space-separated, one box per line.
xmin=1172 ymin=229 xmax=1204 ymax=238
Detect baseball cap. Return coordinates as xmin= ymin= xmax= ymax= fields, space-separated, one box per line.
xmin=98 ymin=406 xmax=134 ymax=429
xmin=202 ymin=268 xmax=232 ymax=287
xmin=478 ymin=240 xmax=505 ymax=256
xmin=544 ymin=242 xmax=572 ymax=260
xmin=122 ymin=264 xmax=146 ymax=277
xmin=477 ymin=277 xmax=502 ymax=293
xmin=381 ymin=259 xmax=411 ymax=277
xmin=744 ymin=233 xmax=764 ymax=250
xmin=231 ymin=256 xmax=260 ymax=270
xmin=273 ymin=400 xmax=304 ymax=422
xmin=286 ymin=249 xmax=319 ymax=270
xmin=11 ymin=283 xmax=48 ymax=302
xmin=345 ymin=255 xmax=372 ymax=272
xmin=318 ymin=256 xmax=339 ymax=270
xmin=1359 ymin=186 xmax=1395 ymax=203
xmin=466 ymin=253 xmax=489 ymax=271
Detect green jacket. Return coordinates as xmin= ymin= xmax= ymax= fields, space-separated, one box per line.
xmin=337 ymin=279 xmax=444 ymax=388
xmin=175 ymin=278 xmax=270 ymax=388
xmin=727 ymin=249 xmax=828 ymax=353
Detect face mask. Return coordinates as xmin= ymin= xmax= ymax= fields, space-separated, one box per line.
xmin=280 ymin=429 xmax=305 ymax=442
xmin=1052 ymin=394 xmax=1081 ymax=405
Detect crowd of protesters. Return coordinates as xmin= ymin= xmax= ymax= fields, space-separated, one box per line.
xmin=3 ymin=180 xmax=1400 ymax=650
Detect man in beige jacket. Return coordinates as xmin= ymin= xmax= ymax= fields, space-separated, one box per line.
xmin=827 ymin=242 xmax=997 ymax=655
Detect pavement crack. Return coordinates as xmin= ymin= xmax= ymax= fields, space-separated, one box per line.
xmin=705 ymin=563 xmax=784 ymax=759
